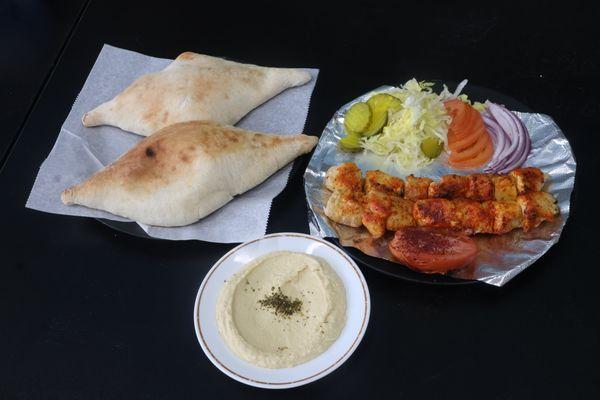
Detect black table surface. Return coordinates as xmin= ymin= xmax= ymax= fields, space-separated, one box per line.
xmin=0 ymin=0 xmax=87 ymax=165
xmin=2 ymin=1 xmax=599 ymax=398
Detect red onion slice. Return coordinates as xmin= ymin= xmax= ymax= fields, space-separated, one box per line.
xmin=498 ymin=109 xmax=528 ymax=168
xmin=483 ymin=115 xmax=508 ymax=160
xmin=487 ymin=103 xmax=520 ymax=156
xmin=481 ymin=101 xmax=531 ymax=173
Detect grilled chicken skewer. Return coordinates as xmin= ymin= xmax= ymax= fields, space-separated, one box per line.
xmin=426 ymin=167 xmax=545 ymax=201
xmin=413 ymin=194 xmax=558 ymax=234
xmin=323 ymin=163 xmax=558 ymax=237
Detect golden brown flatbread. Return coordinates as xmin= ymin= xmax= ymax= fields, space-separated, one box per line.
xmin=62 ymin=121 xmax=317 ymax=226
xmin=82 ymin=52 xmax=311 ymax=136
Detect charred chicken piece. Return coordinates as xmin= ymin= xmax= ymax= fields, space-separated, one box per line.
xmin=324 ymin=190 xmax=364 ymax=228
xmin=404 ymin=175 xmax=432 ymax=201
xmin=413 ymin=198 xmax=460 ymax=229
xmin=324 ymin=162 xmax=363 ymax=192
xmin=492 ymin=174 xmax=518 ymax=202
xmin=453 ymin=199 xmax=494 ymax=235
xmin=428 ymin=174 xmax=469 ymax=199
xmin=516 ymin=191 xmax=559 ymax=232
xmin=483 ymin=201 xmax=524 ymax=234
xmin=364 ymin=170 xmax=404 ymax=196
xmin=362 ymin=191 xmax=393 ymax=239
xmin=465 ymin=174 xmax=495 ymax=201
xmin=509 ymin=167 xmax=545 ymax=194
xmin=386 ymin=197 xmax=415 ymax=231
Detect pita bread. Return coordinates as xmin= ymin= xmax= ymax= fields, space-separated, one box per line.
xmin=82 ymin=52 xmax=311 ymax=136
xmin=61 ymin=121 xmax=318 ymax=226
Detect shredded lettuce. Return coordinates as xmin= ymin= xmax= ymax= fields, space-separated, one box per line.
xmin=472 ymin=101 xmax=487 ymax=111
xmin=360 ymin=78 xmax=451 ymax=171
xmin=439 ymin=79 xmax=487 ymax=110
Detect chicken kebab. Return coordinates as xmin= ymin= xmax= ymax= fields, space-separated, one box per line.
xmin=324 ymin=162 xmax=559 ymax=239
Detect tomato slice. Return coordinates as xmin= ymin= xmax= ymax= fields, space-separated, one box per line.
xmin=449 ymin=135 xmax=494 ymax=169
xmin=449 ymin=131 xmax=489 ymax=162
xmin=444 ymin=99 xmax=467 ymax=121
xmin=444 ymin=99 xmax=470 ymax=136
xmin=449 ymin=106 xmax=478 ymax=142
xmin=446 ymin=101 xmax=484 ymax=147
xmin=389 ymin=227 xmax=478 ymax=274
xmin=449 ymin=127 xmax=483 ymax=153
xmin=444 ymin=100 xmax=495 ymax=170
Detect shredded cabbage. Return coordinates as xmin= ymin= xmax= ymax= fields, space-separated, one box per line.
xmin=360 ymin=78 xmax=451 ymax=171
xmin=471 ymin=101 xmax=487 ymax=112
xmin=439 ymin=79 xmax=487 ymax=110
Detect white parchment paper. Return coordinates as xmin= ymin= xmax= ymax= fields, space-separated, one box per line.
xmin=26 ymin=44 xmax=319 ymax=243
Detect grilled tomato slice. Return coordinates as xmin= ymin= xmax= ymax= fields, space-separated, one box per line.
xmin=389 ymin=227 xmax=477 ymax=274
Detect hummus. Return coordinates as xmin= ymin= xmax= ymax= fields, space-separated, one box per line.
xmin=216 ymin=251 xmax=346 ymax=369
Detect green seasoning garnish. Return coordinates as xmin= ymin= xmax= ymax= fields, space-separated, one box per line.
xmin=257 ymin=288 xmax=302 ymax=318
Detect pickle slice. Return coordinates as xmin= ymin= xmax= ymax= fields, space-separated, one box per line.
xmin=367 ymin=93 xmax=403 ymax=113
xmin=363 ymin=109 xmax=387 ymax=136
xmin=339 ymin=132 xmax=363 ymax=152
xmin=343 ymin=102 xmax=371 ymax=134
xmin=420 ymin=137 xmax=444 ymax=159
xmin=362 ymin=93 xmax=403 ymax=136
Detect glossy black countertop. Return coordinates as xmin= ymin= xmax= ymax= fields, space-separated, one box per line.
xmin=2 ymin=1 xmax=599 ymax=398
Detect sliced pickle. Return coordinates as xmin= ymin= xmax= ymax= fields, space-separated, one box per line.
xmin=363 ymin=107 xmax=388 ymax=136
xmin=420 ymin=137 xmax=444 ymax=159
xmin=339 ymin=133 xmax=363 ymax=152
xmin=343 ymin=102 xmax=371 ymax=134
xmin=367 ymin=93 xmax=403 ymax=113
xmin=362 ymin=93 xmax=402 ymax=136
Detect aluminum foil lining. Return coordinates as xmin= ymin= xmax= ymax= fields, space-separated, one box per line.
xmin=303 ymin=86 xmax=576 ymax=287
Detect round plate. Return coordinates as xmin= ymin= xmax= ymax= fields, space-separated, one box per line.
xmin=308 ymin=81 xmax=541 ymax=286
xmin=193 ymin=232 xmax=370 ymax=389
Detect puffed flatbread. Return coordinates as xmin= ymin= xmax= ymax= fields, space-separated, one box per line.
xmin=61 ymin=121 xmax=318 ymax=226
xmin=82 ymin=52 xmax=311 ymax=136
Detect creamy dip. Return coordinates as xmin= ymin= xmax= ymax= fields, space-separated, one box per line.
xmin=216 ymin=251 xmax=346 ymax=369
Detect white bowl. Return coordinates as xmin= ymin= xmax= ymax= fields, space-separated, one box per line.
xmin=193 ymin=232 xmax=370 ymax=389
